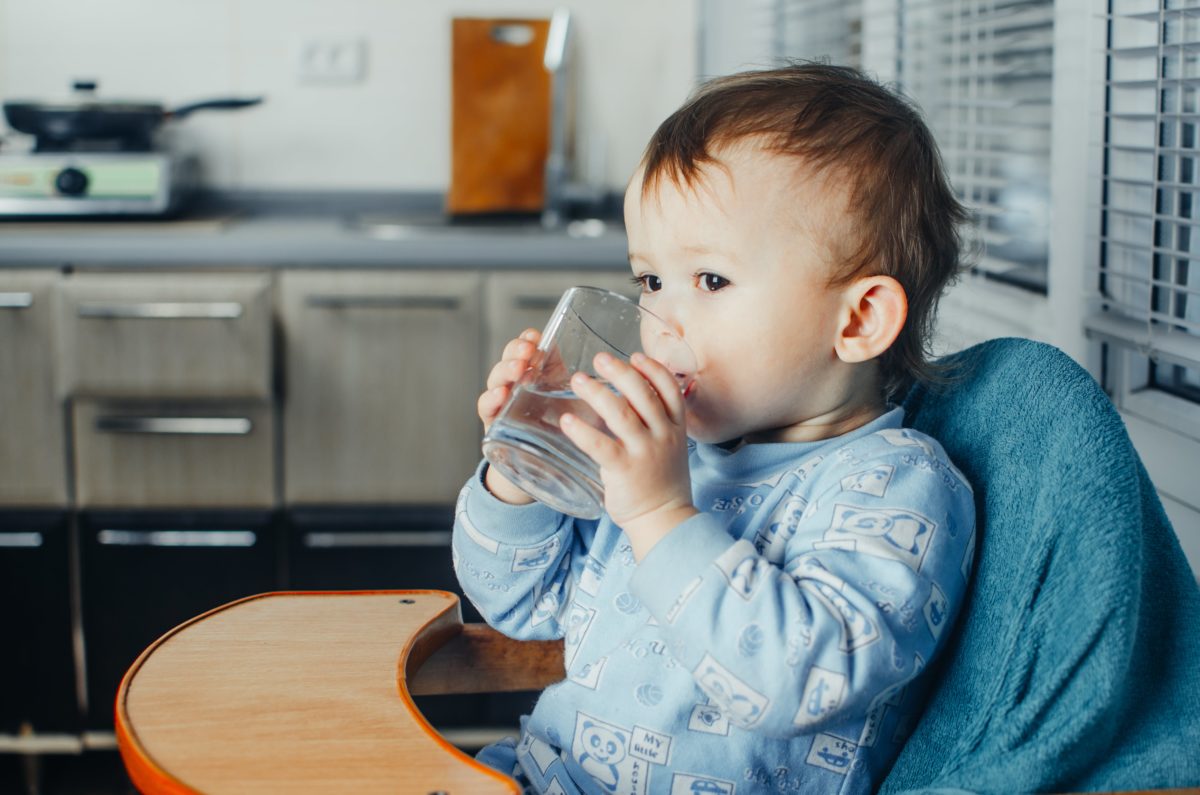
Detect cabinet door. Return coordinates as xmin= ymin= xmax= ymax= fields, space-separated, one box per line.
xmin=280 ymin=271 xmax=483 ymax=505
xmin=286 ymin=507 xmax=479 ymax=620
xmin=80 ymin=510 xmax=277 ymax=730
xmin=72 ymin=400 xmax=276 ymax=509
xmin=57 ymin=272 xmax=272 ymax=399
xmin=0 ymin=270 xmax=68 ymax=506
xmin=483 ymin=270 xmax=637 ymax=369
xmin=0 ymin=511 xmax=78 ymax=733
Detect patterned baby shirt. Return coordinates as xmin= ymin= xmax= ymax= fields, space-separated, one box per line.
xmin=452 ymin=407 xmax=975 ymax=795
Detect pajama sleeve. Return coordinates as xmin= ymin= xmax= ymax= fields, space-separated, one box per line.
xmin=628 ymin=449 xmax=976 ymax=739
xmin=451 ymin=461 xmax=602 ymax=641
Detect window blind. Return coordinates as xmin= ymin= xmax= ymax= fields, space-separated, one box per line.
xmin=897 ymin=0 xmax=1055 ymax=292
xmin=774 ymin=0 xmax=865 ymax=68
xmin=1089 ymin=0 xmax=1200 ymax=398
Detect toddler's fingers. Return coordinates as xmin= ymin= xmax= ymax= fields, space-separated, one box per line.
xmin=486 ymin=357 xmax=532 ymax=391
xmin=631 ymin=353 xmax=687 ymax=426
xmin=500 ymin=330 xmax=541 ymax=360
xmin=500 ymin=337 xmax=535 ymax=363
xmin=560 ymin=410 xmax=621 ymax=468
xmin=477 ymin=384 xmax=509 ymax=425
xmin=584 ymin=356 xmax=658 ymax=440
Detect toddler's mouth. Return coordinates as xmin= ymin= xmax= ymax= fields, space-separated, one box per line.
xmin=680 ymin=376 xmax=697 ymax=399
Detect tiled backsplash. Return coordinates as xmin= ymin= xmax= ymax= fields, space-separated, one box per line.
xmin=0 ymin=0 xmax=696 ymax=191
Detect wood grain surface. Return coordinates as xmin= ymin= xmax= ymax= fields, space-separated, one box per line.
xmin=116 ymin=591 xmax=522 ymax=794
xmin=447 ymin=17 xmax=551 ymax=215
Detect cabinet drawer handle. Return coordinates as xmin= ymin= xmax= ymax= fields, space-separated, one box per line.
xmin=77 ymin=302 xmax=244 ymax=319
xmin=514 ymin=295 xmax=563 ymax=311
xmin=97 ymin=529 xmax=257 ymax=547
xmin=305 ymin=295 xmax=461 ymax=311
xmin=302 ymin=531 xmax=451 ymax=548
xmin=0 ymin=531 xmax=43 ymax=548
xmin=94 ymin=416 xmax=253 ymax=436
xmin=0 ymin=292 xmax=33 ymax=309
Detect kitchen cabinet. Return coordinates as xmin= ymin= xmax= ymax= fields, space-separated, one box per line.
xmin=0 ymin=511 xmax=77 ymax=733
xmin=0 ymin=270 xmax=68 ymax=506
xmin=56 ymin=272 xmax=272 ymax=400
xmin=286 ymin=506 xmax=537 ymax=733
xmin=280 ymin=270 xmax=484 ymax=505
xmin=483 ymin=270 xmax=638 ymax=367
xmin=56 ymin=271 xmax=276 ymax=509
xmin=71 ymin=400 xmax=275 ymax=509
xmin=79 ymin=510 xmax=278 ymax=730
xmin=286 ymin=506 xmax=474 ymax=618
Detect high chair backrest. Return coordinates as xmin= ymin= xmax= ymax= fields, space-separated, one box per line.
xmin=880 ymin=338 xmax=1200 ymax=793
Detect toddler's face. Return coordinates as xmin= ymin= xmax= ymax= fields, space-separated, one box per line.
xmin=624 ymin=143 xmax=860 ymax=445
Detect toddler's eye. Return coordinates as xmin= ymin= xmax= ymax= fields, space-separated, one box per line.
xmin=699 ymin=273 xmax=730 ymax=292
xmin=632 ymin=274 xmax=663 ymax=293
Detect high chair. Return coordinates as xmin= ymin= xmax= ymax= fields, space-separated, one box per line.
xmin=116 ymin=338 xmax=1200 ymax=793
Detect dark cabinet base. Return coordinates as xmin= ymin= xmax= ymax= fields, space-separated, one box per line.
xmin=14 ymin=504 xmax=526 ymax=741
xmin=2 ymin=511 xmax=78 ymax=734
xmin=80 ymin=510 xmax=279 ymax=731
xmin=286 ymin=507 xmax=520 ymax=729
xmin=286 ymin=506 xmax=482 ymax=622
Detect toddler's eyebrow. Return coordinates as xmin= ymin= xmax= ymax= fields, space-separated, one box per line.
xmin=628 ymin=245 xmax=731 ymax=264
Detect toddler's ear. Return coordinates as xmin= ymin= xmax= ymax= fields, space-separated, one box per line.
xmin=833 ymin=275 xmax=908 ymax=364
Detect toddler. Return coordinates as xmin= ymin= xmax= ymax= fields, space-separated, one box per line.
xmin=453 ymin=62 xmax=976 ymax=795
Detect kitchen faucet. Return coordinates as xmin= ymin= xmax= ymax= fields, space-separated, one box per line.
xmin=542 ymin=9 xmax=573 ymax=229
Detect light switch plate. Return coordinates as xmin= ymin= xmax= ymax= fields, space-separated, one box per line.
xmin=296 ymin=36 xmax=367 ymax=84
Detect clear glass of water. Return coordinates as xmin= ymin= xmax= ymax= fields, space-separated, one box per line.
xmin=482 ymin=286 xmax=696 ymax=519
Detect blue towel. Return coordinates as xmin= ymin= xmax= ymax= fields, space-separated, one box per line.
xmin=877 ymin=338 xmax=1200 ymax=793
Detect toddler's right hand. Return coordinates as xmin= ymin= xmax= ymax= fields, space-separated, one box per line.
xmin=479 ymin=328 xmax=541 ymax=432
xmin=479 ymin=328 xmax=541 ymax=505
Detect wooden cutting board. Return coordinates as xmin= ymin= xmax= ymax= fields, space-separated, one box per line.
xmin=447 ymin=17 xmax=551 ymax=215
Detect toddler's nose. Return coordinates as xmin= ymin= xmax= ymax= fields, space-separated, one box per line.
xmin=650 ymin=302 xmax=687 ymax=340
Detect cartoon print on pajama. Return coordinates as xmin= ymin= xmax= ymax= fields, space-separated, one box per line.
xmin=839 ymin=464 xmax=895 ymax=497
xmin=793 ymin=665 xmax=848 ymax=729
xmin=668 ymin=772 xmax=736 ymax=795
xmin=514 ymin=537 xmax=562 ymax=572
xmin=753 ymin=489 xmax=806 ymax=558
xmin=687 ymin=702 xmax=731 ymax=736
xmin=924 ymin=582 xmax=949 ymax=640
xmin=572 ymin=714 xmax=673 ymax=795
xmin=806 ymin=733 xmax=859 ymax=775
xmin=819 ymin=504 xmax=936 ymax=573
xmin=564 ymin=604 xmax=597 ymax=668
xmin=579 ymin=555 xmax=607 ymax=597
xmin=574 ymin=716 xmax=629 ymax=792
xmin=693 ymin=654 xmax=769 ymax=729
xmin=875 ymin=428 xmax=936 ymax=456
xmin=714 ymin=542 xmax=772 ymax=601
xmin=531 ymin=559 xmax=571 ymax=628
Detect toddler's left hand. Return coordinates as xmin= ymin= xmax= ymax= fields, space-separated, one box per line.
xmin=561 ymin=351 xmax=698 ymax=561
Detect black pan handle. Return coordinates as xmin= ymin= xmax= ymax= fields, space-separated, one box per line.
xmin=167 ymin=96 xmax=264 ymax=119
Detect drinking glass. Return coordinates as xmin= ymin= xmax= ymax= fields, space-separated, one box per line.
xmin=482 ymin=286 xmax=696 ymax=519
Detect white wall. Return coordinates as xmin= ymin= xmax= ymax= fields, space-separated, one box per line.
xmin=0 ymin=0 xmax=698 ymax=191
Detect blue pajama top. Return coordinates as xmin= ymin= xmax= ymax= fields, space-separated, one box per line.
xmin=452 ymin=407 xmax=975 ymax=795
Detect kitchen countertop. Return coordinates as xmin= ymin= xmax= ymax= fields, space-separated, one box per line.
xmin=0 ymin=190 xmax=630 ymax=270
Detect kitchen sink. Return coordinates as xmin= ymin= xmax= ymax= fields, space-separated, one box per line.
xmin=346 ymin=213 xmax=613 ymax=240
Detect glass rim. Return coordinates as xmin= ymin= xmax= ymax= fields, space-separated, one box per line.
xmin=551 ymin=285 xmax=691 ymax=350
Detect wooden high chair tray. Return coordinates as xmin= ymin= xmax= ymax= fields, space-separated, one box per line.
xmin=115 ymin=590 xmax=528 ymax=794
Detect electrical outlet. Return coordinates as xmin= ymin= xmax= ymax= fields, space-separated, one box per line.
xmin=296 ymin=36 xmax=367 ymax=84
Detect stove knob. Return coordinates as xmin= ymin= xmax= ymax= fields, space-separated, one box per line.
xmin=55 ymin=167 xmax=89 ymax=197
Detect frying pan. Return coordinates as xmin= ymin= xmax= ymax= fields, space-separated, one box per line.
xmin=3 ymin=81 xmax=263 ymax=149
